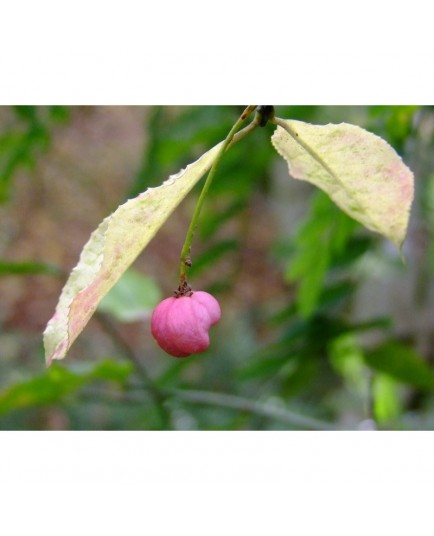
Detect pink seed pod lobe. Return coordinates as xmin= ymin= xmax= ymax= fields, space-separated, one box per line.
xmin=151 ymin=291 xmax=221 ymax=357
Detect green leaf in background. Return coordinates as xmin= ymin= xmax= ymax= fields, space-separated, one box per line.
xmin=0 ymin=106 xmax=69 ymax=203
xmin=0 ymin=360 xmax=133 ymax=416
xmin=372 ymin=373 xmax=402 ymax=424
xmin=43 ymin=140 xmax=223 ymax=365
xmin=368 ymin=105 xmax=418 ymax=153
xmin=0 ymin=260 xmax=62 ymax=276
xmin=98 ymin=268 xmax=162 ymax=322
xmin=285 ymin=191 xmax=357 ymax=317
xmin=328 ymin=333 xmax=367 ymax=391
xmin=289 ymin=242 xmax=329 ymax=318
xmin=364 ymin=342 xmax=434 ymax=390
xmin=271 ymin=119 xmax=414 ymax=249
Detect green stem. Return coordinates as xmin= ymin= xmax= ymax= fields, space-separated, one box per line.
xmin=121 ymin=385 xmax=338 ymax=430
xmin=178 ymin=105 xmax=258 ymax=288
xmin=168 ymin=388 xmax=338 ymax=430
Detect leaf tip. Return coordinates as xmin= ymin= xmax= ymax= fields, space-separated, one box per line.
xmin=43 ymin=316 xmax=68 ymax=367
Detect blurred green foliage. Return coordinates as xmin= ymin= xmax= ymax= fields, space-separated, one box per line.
xmin=0 ymin=106 xmax=69 ymax=202
xmin=98 ymin=268 xmax=162 ymax=322
xmin=1 ymin=105 xmax=433 ymax=430
xmin=284 ymin=191 xmax=360 ymax=317
xmin=0 ymin=260 xmax=62 ymax=276
xmin=0 ymin=360 xmax=133 ymax=417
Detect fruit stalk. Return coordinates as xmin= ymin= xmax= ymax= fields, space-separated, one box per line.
xmin=178 ymin=105 xmax=257 ymax=288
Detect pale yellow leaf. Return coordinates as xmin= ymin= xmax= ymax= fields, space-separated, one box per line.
xmin=43 ymin=141 xmax=223 ymax=365
xmin=272 ymin=119 xmax=414 ymax=248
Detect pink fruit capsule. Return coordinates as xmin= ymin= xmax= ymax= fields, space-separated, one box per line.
xmin=151 ymin=291 xmax=221 ymax=357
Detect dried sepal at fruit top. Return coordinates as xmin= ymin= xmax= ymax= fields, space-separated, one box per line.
xmin=151 ymin=291 xmax=221 ymax=357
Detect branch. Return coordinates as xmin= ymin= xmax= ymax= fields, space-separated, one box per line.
xmin=168 ymin=388 xmax=337 ymax=430
xmin=122 ymin=384 xmax=337 ymax=430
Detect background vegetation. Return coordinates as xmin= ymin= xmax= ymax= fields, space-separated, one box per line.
xmin=0 ymin=105 xmax=433 ymax=430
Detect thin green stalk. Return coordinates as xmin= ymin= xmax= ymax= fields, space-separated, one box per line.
xmin=168 ymin=388 xmax=338 ymax=430
xmin=178 ymin=105 xmax=258 ymax=287
xmin=121 ymin=384 xmax=338 ymax=430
